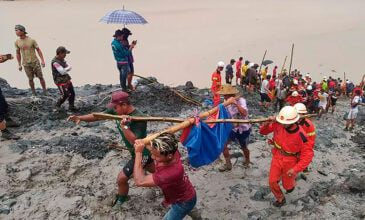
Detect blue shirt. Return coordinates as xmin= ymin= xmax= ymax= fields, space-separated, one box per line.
xmin=111 ymin=39 xmax=131 ymax=63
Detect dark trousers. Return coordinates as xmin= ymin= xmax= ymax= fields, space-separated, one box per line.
xmin=117 ymin=63 xmax=130 ymax=91
xmin=274 ymin=98 xmax=285 ymax=111
xmin=57 ymin=82 xmax=75 ymax=107
xmin=0 ymin=87 xmax=9 ymax=122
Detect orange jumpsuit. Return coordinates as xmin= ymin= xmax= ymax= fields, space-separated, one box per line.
xmin=211 ymin=70 xmax=222 ymax=106
xmin=260 ymin=122 xmax=313 ymax=202
xmin=298 ymin=118 xmax=316 ymax=148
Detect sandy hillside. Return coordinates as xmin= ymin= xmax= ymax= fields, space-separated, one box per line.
xmin=1 ymin=0 xmax=365 ymax=89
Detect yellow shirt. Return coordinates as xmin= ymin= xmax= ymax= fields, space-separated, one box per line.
xmin=241 ymin=65 xmax=248 ymax=77
xmin=15 ymin=36 xmax=40 ymax=65
xmin=261 ymin=69 xmax=267 ymax=79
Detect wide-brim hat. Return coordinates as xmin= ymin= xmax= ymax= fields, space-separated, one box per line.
xmin=217 ymin=84 xmax=239 ymax=95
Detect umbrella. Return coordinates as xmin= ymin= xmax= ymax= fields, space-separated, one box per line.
xmin=262 ymin=60 xmax=273 ymax=66
xmin=100 ymin=7 xmax=148 ymax=25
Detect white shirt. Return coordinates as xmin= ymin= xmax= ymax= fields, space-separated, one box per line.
xmin=260 ymin=80 xmax=269 ymax=94
xmin=318 ymin=92 xmax=328 ymax=107
xmin=351 ymin=96 xmax=361 ymax=112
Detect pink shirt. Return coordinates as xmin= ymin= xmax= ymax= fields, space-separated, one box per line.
xmin=226 ymin=97 xmax=251 ymax=133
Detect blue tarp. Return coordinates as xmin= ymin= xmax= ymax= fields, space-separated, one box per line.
xmin=181 ymin=104 xmax=233 ymax=167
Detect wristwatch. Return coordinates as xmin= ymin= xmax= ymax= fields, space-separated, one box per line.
xmin=122 ymin=125 xmax=129 ymax=130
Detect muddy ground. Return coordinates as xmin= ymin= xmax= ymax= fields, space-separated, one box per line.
xmin=0 ymin=77 xmax=364 ymax=220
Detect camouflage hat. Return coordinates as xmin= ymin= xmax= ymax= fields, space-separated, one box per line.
xmin=15 ymin=24 xmax=27 ymax=34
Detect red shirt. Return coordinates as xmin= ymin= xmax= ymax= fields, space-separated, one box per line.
xmin=236 ymin=61 xmax=242 ymax=73
xmin=273 ymin=68 xmax=277 ymax=77
xmin=329 ymin=81 xmax=335 ymax=88
xmin=211 ymin=71 xmax=221 ymax=92
xmin=299 ymin=118 xmax=316 ymax=148
xmin=152 ymin=151 xmax=195 ymax=206
xmin=259 ymin=122 xmax=313 ymax=173
xmin=269 ymin=78 xmax=276 ymax=90
xmin=285 ymin=94 xmax=303 ymax=106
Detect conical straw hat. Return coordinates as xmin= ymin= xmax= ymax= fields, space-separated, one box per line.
xmin=217 ymin=84 xmax=239 ymax=95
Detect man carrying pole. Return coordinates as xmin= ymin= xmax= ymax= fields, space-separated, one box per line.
xmin=259 ymin=106 xmax=313 ymax=207
xmin=67 ymin=91 xmax=154 ymax=206
xmin=217 ymin=85 xmax=251 ymax=171
xmin=133 ymin=133 xmax=198 ymax=220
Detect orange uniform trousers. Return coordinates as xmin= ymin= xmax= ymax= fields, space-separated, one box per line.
xmin=269 ymin=148 xmax=298 ymax=202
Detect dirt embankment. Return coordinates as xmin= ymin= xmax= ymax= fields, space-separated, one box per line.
xmin=0 ymin=77 xmax=364 ymax=219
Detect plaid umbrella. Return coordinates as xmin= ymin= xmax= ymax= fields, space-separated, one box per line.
xmin=100 ymin=9 xmax=148 ymax=25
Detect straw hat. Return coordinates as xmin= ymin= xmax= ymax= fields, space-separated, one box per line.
xmin=217 ymin=84 xmax=239 ymax=95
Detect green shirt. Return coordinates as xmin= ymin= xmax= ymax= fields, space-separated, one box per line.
xmin=104 ymin=108 xmax=151 ymax=157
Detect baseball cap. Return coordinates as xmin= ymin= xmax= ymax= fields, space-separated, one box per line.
xmin=56 ymin=46 xmax=70 ymax=55
xmin=15 ymin=24 xmax=27 ymax=34
xmin=106 ymin=91 xmax=130 ymax=109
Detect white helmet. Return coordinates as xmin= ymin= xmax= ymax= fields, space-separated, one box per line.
xmin=248 ymin=62 xmax=255 ymax=68
xmin=294 ymin=103 xmax=307 ymax=114
xmin=217 ymin=61 xmax=225 ymax=68
xmin=292 ymin=91 xmax=299 ymax=97
xmin=307 ymin=85 xmax=312 ymax=90
xmin=276 ymin=106 xmax=300 ymax=125
xmin=293 ymin=79 xmax=298 ymax=85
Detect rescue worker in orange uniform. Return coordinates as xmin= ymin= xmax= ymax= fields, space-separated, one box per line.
xmin=211 ymin=61 xmax=224 ymax=105
xmin=285 ymin=91 xmax=304 ymax=106
xmin=294 ymin=103 xmax=316 ymax=175
xmin=259 ymin=106 xmax=314 ymax=207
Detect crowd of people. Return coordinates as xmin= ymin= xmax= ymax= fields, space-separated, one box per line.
xmin=1 ymin=24 xmax=365 ymax=219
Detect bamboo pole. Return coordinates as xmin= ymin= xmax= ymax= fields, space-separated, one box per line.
xmin=205 ymin=114 xmax=317 ymax=124
xmin=93 ymin=113 xmax=186 ymax=123
xmin=170 ymin=89 xmax=201 ymax=105
xmin=360 ymin=74 xmax=365 ymax=89
xmin=279 ymin=56 xmax=287 ymax=79
xmin=258 ymin=50 xmax=268 ymax=79
xmin=288 ymin=44 xmax=294 ymax=76
xmin=142 ymin=97 xmax=237 ymax=144
xmin=107 ymin=143 xmax=132 ymax=151
xmin=134 ymin=74 xmax=157 ymax=83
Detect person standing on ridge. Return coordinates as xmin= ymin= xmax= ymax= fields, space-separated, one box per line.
xmin=14 ymin=25 xmax=47 ymax=96
xmin=111 ymin=29 xmax=136 ymax=92
xmin=51 ymin=46 xmax=77 ymax=111
xmin=211 ymin=61 xmax=224 ymax=105
xmin=225 ymin=59 xmax=235 ymax=84
xmin=235 ymin=57 xmax=243 ymax=85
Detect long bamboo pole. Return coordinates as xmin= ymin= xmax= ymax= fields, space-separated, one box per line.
xmin=93 ymin=113 xmax=186 ymax=123
xmin=93 ymin=113 xmax=317 ymax=124
xmin=360 ymin=74 xmax=365 ymax=89
xmin=288 ymin=44 xmax=294 ymax=76
xmin=205 ymin=114 xmax=317 ymax=124
xmin=258 ymin=50 xmax=268 ymax=78
xmin=279 ymin=56 xmax=287 ymax=79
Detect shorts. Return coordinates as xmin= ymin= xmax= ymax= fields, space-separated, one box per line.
xmin=260 ymin=93 xmax=271 ymax=103
xmin=347 ymin=109 xmax=358 ymax=120
xmin=123 ymin=154 xmax=153 ymax=178
xmin=229 ymin=129 xmax=251 ymax=148
xmin=236 ymin=71 xmax=241 ymax=78
xmin=331 ymin=98 xmax=337 ymax=106
xmin=24 ymin=61 xmax=43 ymax=80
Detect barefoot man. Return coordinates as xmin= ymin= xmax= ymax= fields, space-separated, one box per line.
xmin=67 ymin=91 xmax=154 ymax=206
xmin=15 ymin=25 xmax=47 ymax=96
